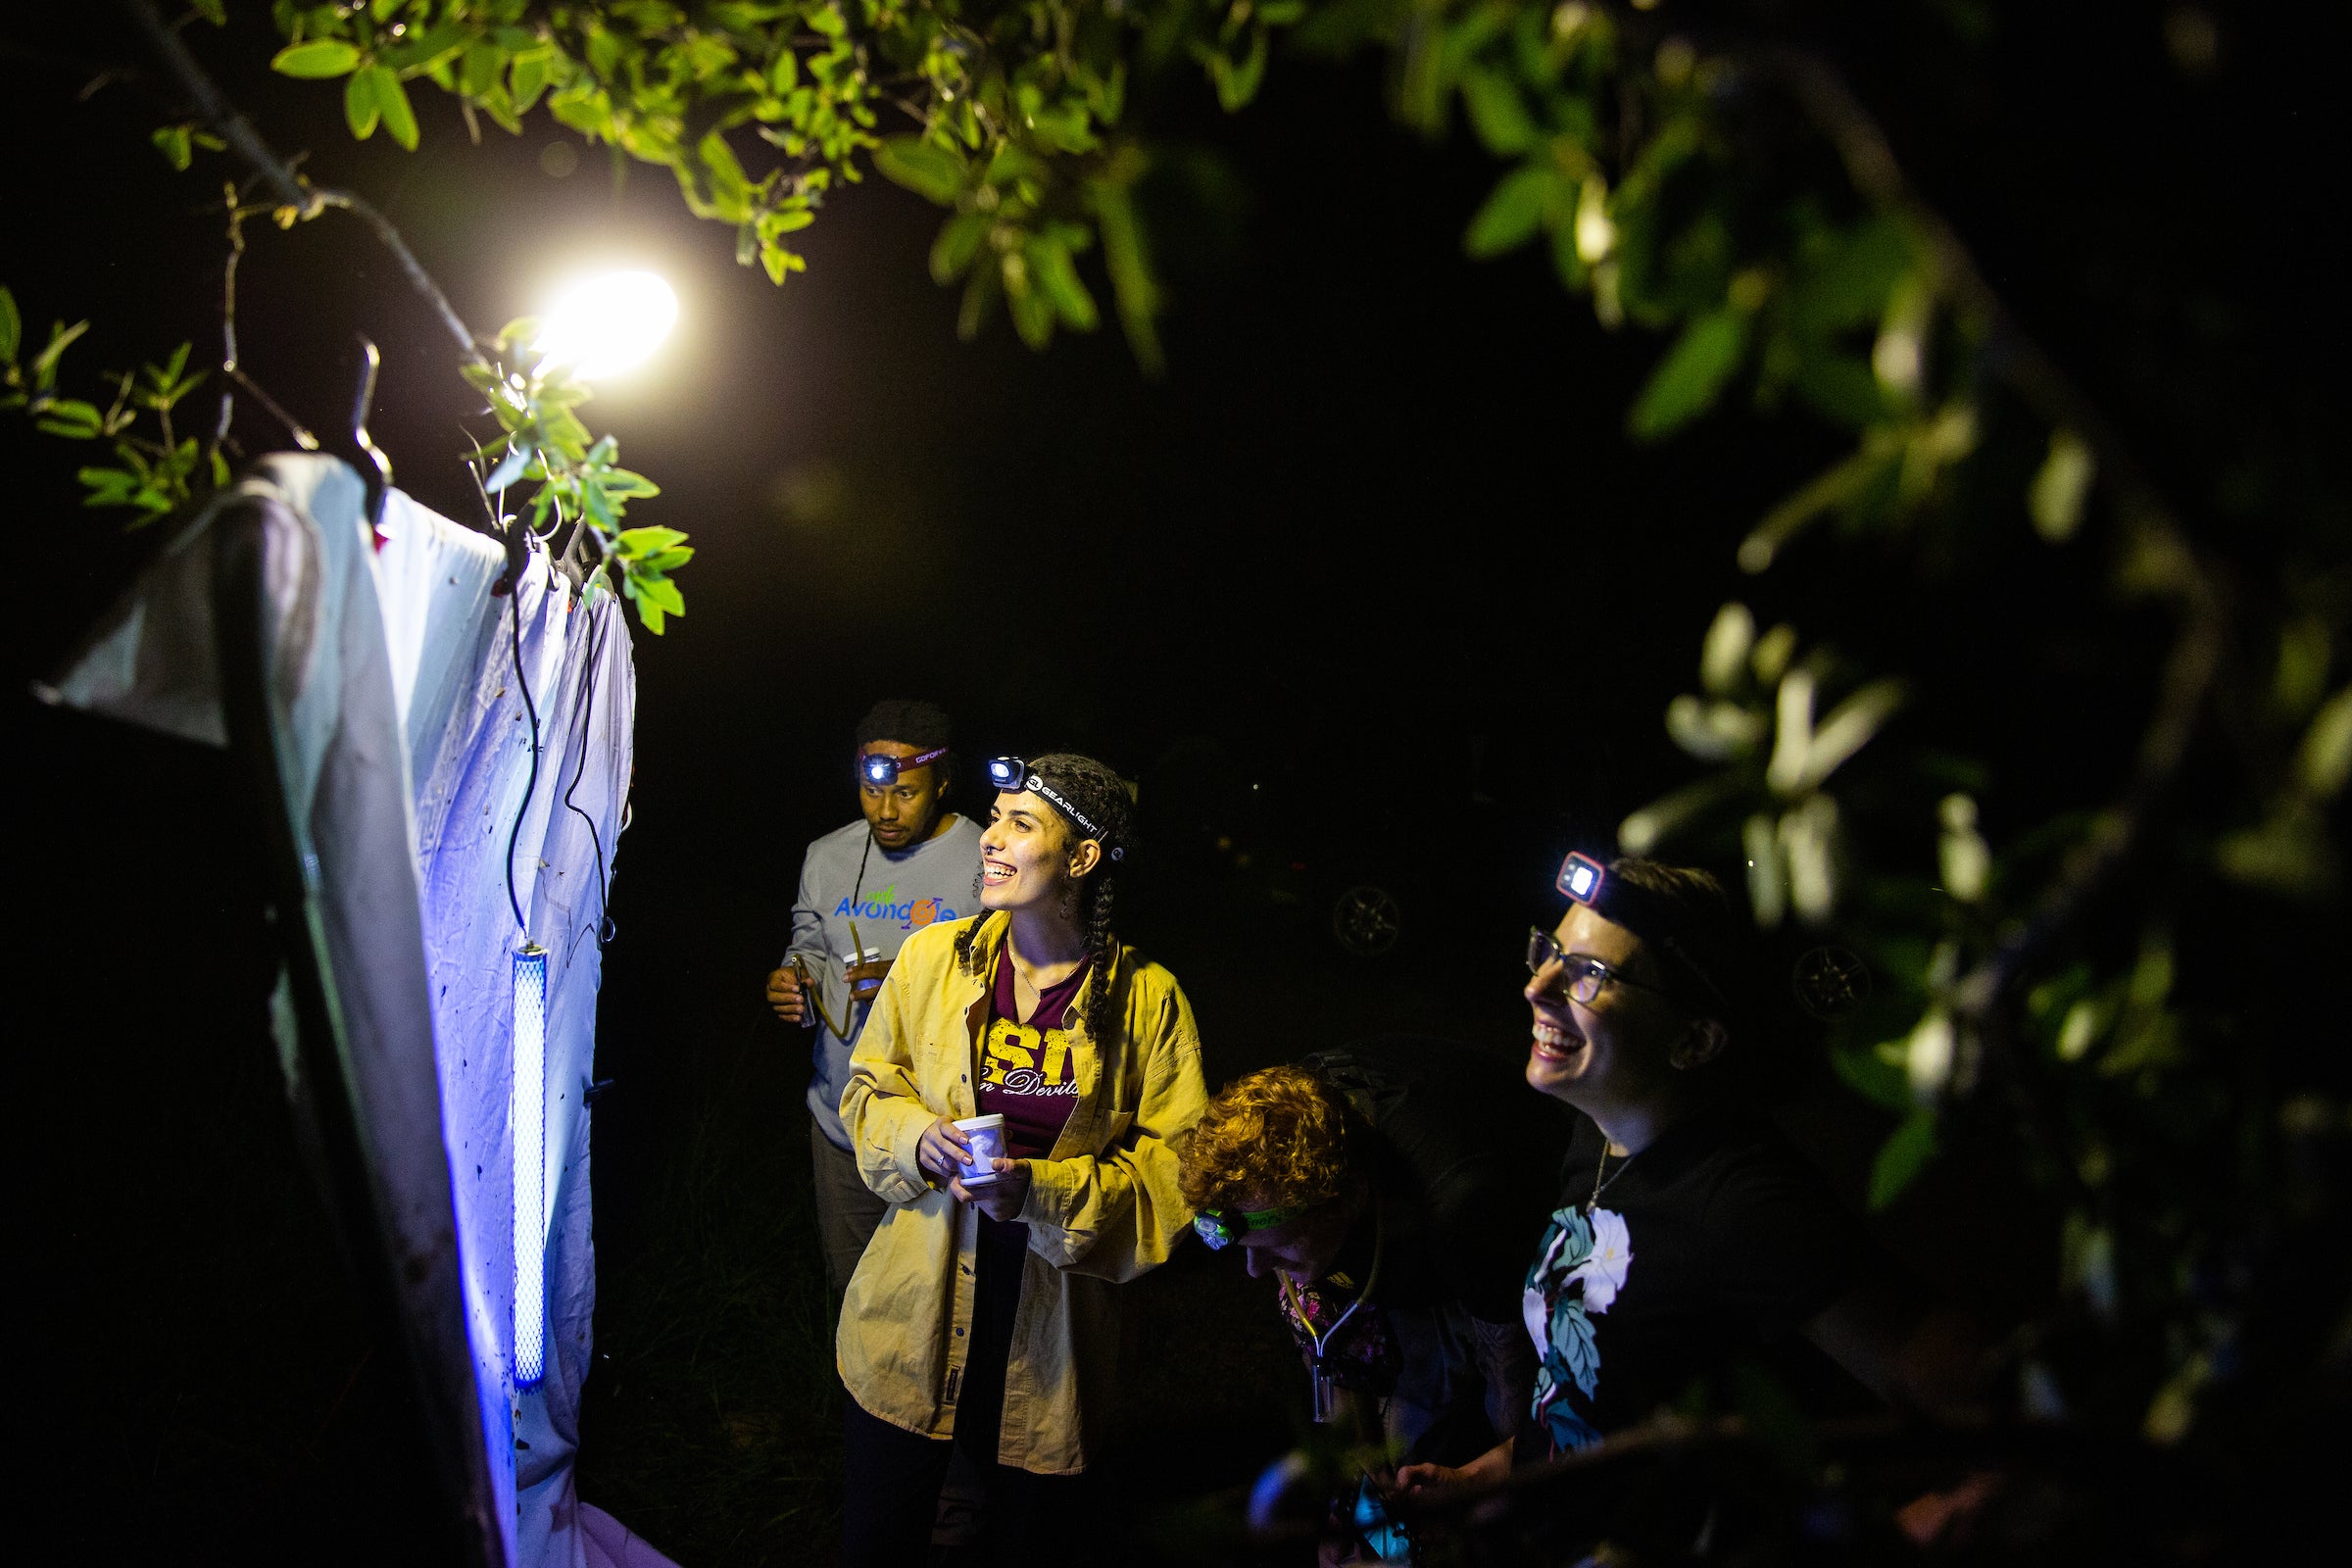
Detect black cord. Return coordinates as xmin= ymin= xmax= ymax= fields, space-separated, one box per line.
xmin=504 ymin=558 xmax=542 ymax=934
xmin=560 ymin=604 xmax=614 ymax=944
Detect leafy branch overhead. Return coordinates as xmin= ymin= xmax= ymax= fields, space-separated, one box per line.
xmin=251 ymin=0 xmax=1318 ymax=372
xmin=464 ymin=320 xmax=683 ymax=631
xmin=1 ymin=285 xmax=225 ymax=526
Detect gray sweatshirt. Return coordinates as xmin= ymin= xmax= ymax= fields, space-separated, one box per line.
xmin=787 ymin=814 xmax=986 ymax=1147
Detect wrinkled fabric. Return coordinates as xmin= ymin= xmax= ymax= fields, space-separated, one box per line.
xmin=43 ymin=454 xmax=668 ymax=1568
xmin=45 ymin=455 xmax=503 ymax=1555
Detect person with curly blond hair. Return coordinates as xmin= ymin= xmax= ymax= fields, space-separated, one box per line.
xmin=1180 ymin=1037 xmax=1556 ymax=1545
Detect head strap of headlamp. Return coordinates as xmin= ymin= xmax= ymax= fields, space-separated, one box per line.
xmin=1556 ymin=853 xmax=1735 ymax=1018
xmin=858 ymin=744 xmax=948 ymax=781
xmin=1019 ymin=771 xmax=1126 ymax=862
xmin=1193 ymin=1202 xmax=1303 ymax=1250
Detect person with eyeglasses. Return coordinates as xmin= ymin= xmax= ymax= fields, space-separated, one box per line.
xmin=1178 ymin=1041 xmax=1556 ymax=1561
xmin=763 ymin=699 xmax=984 ymax=1303
xmin=1396 ymin=854 xmax=1987 ymax=1524
xmin=833 ymin=752 xmax=1207 ymax=1566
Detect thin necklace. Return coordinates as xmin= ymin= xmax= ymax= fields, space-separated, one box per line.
xmin=1588 ymin=1140 xmax=1630 ymax=1213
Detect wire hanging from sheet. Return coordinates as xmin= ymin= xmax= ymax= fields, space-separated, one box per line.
xmin=560 ymin=601 xmax=615 ymax=949
xmin=504 ymin=551 xmax=543 ymax=933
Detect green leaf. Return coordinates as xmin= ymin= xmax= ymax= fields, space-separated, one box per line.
xmin=1628 ymin=308 xmax=1749 ymax=439
xmin=76 ymin=465 xmax=142 ymax=505
xmin=929 ymin=212 xmax=991 ymax=284
xmin=601 ymin=469 xmax=661 ymax=499
xmin=1090 ymin=172 xmax=1163 ymax=376
xmin=383 ymin=23 xmax=469 ymax=80
xmin=639 ymin=546 xmax=693 ymax=571
xmin=370 ymin=67 xmax=419 ymax=151
xmin=189 ymin=0 xmax=225 ymax=23
xmin=1829 ymin=1043 xmax=1911 ymax=1113
xmin=2299 ymin=686 xmax=2352 ymax=798
xmin=1789 ymin=353 xmax=1886 ymax=429
xmin=345 ymin=70 xmax=381 ymax=139
xmin=1029 ymin=234 xmax=1100 ymax=332
xmin=35 ymin=398 xmax=104 ymax=438
xmin=763 ymin=245 xmax=808 ymax=282
xmin=1790 ymin=219 xmax=1913 ymax=336
xmin=31 ymin=318 xmax=89 ymax=389
xmin=1867 ymin=1108 xmax=1937 ymax=1210
xmin=0 ymin=285 xmax=20 ymax=364
xmin=616 ymin=524 xmax=688 ymax=555
xmin=152 ymin=124 xmax=194 ymax=171
xmin=510 ymin=54 xmax=552 ymax=114
xmin=1206 ymin=28 xmax=1270 ymax=112
xmin=460 ymin=42 xmax=505 ymax=97
xmin=2028 ymin=428 xmax=2097 ymax=542
xmin=1465 ymin=165 xmax=1558 ymax=259
xmin=872 ymin=137 xmax=965 ymax=206
xmin=1459 ymin=68 xmax=1539 ymax=156
xmin=641 ymin=574 xmax=685 ymax=616
xmin=484 ymin=442 xmax=533 ymax=493
xmin=272 ymin=39 xmax=363 ymax=79
xmin=581 ymin=479 xmax=616 ymax=529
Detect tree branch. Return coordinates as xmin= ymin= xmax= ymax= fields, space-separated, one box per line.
xmin=1655 ymin=19 xmax=2236 ymax=1037
xmin=1757 ymin=47 xmax=2236 ymax=1034
xmin=121 ymin=0 xmax=488 ymax=372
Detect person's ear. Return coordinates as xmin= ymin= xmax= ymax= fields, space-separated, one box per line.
xmin=1067 ymin=839 xmax=1102 ymax=880
xmin=1669 ymin=1016 xmax=1729 ymax=1070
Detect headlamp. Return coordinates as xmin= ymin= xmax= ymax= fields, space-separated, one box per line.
xmin=1551 ymin=850 xmax=1737 ymax=1018
xmin=1193 ymin=1203 xmax=1303 ymax=1250
xmin=858 ymin=745 xmax=948 ymax=786
xmin=1556 ymin=851 xmax=1607 ymax=905
xmin=984 ymin=755 xmax=1125 ymax=861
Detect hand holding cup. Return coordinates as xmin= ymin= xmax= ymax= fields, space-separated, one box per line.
xmin=917 ymin=1115 xmax=974 ymax=1182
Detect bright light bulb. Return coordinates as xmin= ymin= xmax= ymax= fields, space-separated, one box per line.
xmin=535 ymin=270 xmax=678 ymax=380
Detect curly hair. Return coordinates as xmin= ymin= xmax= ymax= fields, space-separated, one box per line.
xmin=1178 ymin=1065 xmax=1359 ymax=1215
xmin=954 ymin=752 xmax=1137 ymax=1045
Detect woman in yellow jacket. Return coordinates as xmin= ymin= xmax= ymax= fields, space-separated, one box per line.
xmin=836 ymin=752 xmax=1207 ymax=1564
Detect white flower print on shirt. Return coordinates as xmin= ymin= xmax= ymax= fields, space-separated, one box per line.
xmin=1567 ymin=1207 xmax=1633 ymax=1313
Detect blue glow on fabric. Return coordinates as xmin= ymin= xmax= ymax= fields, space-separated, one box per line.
xmin=513 ymin=943 xmax=548 ymax=1387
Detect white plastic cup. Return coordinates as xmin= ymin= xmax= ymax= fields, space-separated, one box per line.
xmin=954 ymin=1114 xmax=1006 ymax=1186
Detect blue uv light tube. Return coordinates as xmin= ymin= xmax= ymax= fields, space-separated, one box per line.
xmin=513 ymin=943 xmax=549 ymax=1387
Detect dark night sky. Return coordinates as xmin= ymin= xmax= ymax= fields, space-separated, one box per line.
xmin=5 ymin=4 xmax=2346 ymax=1555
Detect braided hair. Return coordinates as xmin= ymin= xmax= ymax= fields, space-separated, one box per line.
xmin=955 ymin=751 xmax=1137 ymax=1044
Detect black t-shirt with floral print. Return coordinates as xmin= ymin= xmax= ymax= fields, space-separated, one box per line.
xmin=1525 ymin=1108 xmax=1869 ymax=1452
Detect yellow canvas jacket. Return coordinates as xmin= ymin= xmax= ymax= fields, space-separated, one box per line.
xmin=837 ymin=911 xmax=1207 ymax=1474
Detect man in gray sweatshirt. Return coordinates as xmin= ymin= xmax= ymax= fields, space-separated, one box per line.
xmin=766 ymin=699 xmax=985 ymax=1298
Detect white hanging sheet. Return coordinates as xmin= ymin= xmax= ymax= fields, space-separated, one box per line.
xmin=42 ymin=453 xmax=672 ymax=1568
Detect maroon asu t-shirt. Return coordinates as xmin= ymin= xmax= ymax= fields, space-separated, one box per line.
xmin=975 ymin=952 xmax=1090 ymax=1160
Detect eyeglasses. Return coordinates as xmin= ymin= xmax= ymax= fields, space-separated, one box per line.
xmin=1526 ymin=927 xmax=1673 ymax=1004
xmin=1193 ymin=1203 xmax=1305 ymax=1250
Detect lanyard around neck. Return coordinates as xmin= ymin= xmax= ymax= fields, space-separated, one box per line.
xmin=1280 ymin=1195 xmax=1386 ymax=1363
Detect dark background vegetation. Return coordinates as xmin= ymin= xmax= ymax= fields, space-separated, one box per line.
xmin=4 ymin=4 xmax=2344 ymax=1561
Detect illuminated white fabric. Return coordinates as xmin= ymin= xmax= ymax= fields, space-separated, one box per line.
xmin=42 ymin=454 xmax=666 ymax=1568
